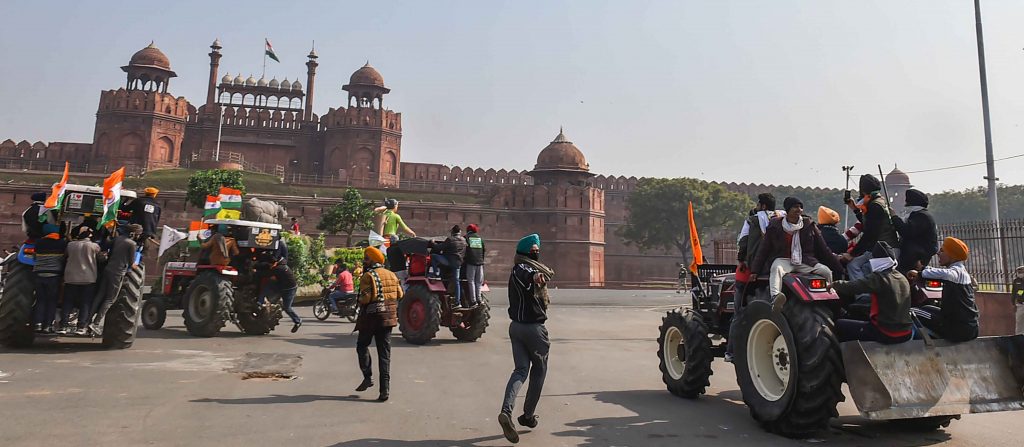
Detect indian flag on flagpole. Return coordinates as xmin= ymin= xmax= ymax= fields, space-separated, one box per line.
xmin=39 ymin=161 xmax=70 ymax=222
xmin=98 ymin=167 xmax=125 ymax=229
xmin=265 ymin=38 xmax=280 ymax=62
xmin=203 ymin=195 xmax=222 ymax=218
xmin=188 ymin=221 xmax=205 ymax=248
xmin=218 ymin=187 xmax=242 ymax=209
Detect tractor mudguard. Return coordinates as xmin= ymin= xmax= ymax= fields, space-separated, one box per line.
xmin=842 ymin=335 xmax=1024 ymax=420
xmin=17 ymin=243 xmax=34 ymax=266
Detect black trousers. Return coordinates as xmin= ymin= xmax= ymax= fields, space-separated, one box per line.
xmin=357 ymin=326 xmax=393 ymax=392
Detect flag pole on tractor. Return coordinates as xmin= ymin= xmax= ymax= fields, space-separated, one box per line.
xmin=688 ymin=201 xmax=703 ymax=275
xmin=264 ymin=38 xmax=280 ymax=78
xmin=39 ymin=161 xmax=70 ymax=222
xmin=97 ymin=167 xmax=125 ymax=229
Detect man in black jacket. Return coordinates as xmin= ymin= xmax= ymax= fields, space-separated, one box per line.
xmin=892 ymin=189 xmax=937 ymax=273
xmin=842 ymin=175 xmax=900 ymax=302
xmin=464 ymin=223 xmax=486 ymax=306
xmin=832 ymin=242 xmax=913 ymax=344
xmin=22 ymin=192 xmax=48 ymax=239
xmin=498 ymin=233 xmax=553 ymax=444
xmin=431 ymin=225 xmax=468 ymax=308
xmin=129 ymin=187 xmax=162 ymax=243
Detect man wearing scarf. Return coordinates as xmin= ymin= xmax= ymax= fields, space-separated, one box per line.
xmin=842 ymin=175 xmax=900 ymax=290
xmin=498 ymin=234 xmax=554 ymax=444
xmin=907 ymin=237 xmax=979 ymax=342
xmin=353 ymin=246 xmax=403 ymax=402
xmin=832 ymin=241 xmax=913 ymax=344
xmin=891 ymin=189 xmax=938 ymax=274
xmin=728 ymin=193 xmax=782 ymax=362
xmin=750 ymin=197 xmax=842 ymax=307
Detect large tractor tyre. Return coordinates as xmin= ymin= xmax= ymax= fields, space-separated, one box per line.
xmin=734 ymin=300 xmax=844 ymax=438
xmin=657 ymin=309 xmax=713 ymax=399
xmin=451 ymin=295 xmax=490 ymax=342
xmin=0 ymin=259 xmax=36 ymax=348
xmin=888 ymin=416 xmax=959 ymax=432
xmin=102 ymin=265 xmax=145 ymax=349
xmin=236 ymin=300 xmax=282 ymax=335
xmin=141 ymin=298 xmax=166 ymax=330
xmin=182 ymin=272 xmax=232 ymax=337
xmin=398 ymin=285 xmax=441 ymax=345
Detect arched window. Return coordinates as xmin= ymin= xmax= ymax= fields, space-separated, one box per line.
xmin=384 ymin=151 xmax=397 ymax=175
xmin=155 ymin=136 xmax=174 ymax=162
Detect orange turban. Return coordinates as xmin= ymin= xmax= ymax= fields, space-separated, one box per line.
xmin=942 ymin=237 xmax=969 ymax=262
xmin=817 ymin=206 xmax=840 ymax=225
xmin=364 ymin=246 xmax=386 ymax=265
xmin=144 ymin=187 xmax=159 ymax=197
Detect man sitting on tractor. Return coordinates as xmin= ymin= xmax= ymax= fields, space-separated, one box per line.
xmin=907 ymin=237 xmax=979 ymax=342
xmin=831 ymin=241 xmax=913 ymax=344
xmin=750 ymin=197 xmax=842 ymax=311
xmin=200 ymin=225 xmax=239 ymax=266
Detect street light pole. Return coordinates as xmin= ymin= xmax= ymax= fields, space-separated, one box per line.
xmin=842 ymin=165 xmax=854 ymax=229
xmin=215 ymin=92 xmax=228 ymax=162
xmin=974 ymin=0 xmax=1000 ymax=223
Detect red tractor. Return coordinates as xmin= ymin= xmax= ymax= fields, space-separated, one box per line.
xmin=391 ymin=238 xmax=490 ymax=345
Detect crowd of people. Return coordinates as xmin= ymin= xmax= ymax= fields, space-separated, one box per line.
xmin=727 ymin=174 xmax=981 ymax=362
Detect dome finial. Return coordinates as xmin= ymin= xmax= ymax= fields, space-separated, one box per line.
xmin=552 ymin=127 xmax=570 ymax=144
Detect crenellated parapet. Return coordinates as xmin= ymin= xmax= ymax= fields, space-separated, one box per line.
xmin=321 ymin=106 xmax=401 ymax=132
xmin=97 ymin=89 xmax=189 ymax=120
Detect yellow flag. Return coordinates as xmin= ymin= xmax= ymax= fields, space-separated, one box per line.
xmin=216 ymin=209 xmax=241 ymax=220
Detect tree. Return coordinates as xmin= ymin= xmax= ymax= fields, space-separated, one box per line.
xmin=317 ymin=187 xmax=375 ymax=246
xmin=186 ymin=169 xmax=245 ymax=209
xmin=618 ymin=178 xmax=751 ymax=262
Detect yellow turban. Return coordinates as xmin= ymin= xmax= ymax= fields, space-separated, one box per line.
xmin=144 ymin=187 xmax=159 ymax=197
xmin=942 ymin=237 xmax=969 ymax=262
xmin=817 ymin=206 xmax=840 ymax=225
xmin=364 ymin=246 xmax=386 ymax=265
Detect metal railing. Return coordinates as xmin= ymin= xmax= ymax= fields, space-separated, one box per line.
xmin=186 ymin=150 xmax=285 ymax=177
xmin=0 ymin=158 xmax=144 ymax=176
xmin=938 ymin=219 xmax=1024 ymax=292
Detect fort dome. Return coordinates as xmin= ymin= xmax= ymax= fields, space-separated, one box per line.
xmin=349 ymin=63 xmax=385 ymax=87
xmin=886 ymin=166 xmax=912 ymax=187
xmin=534 ymin=128 xmax=590 ymax=173
xmin=129 ymin=42 xmax=171 ymax=70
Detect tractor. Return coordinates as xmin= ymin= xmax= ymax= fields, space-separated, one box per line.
xmin=149 ymin=219 xmax=286 ymax=337
xmin=389 ymin=237 xmax=491 ymax=345
xmin=658 ymin=263 xmax=1024 ymax=438
xmin=0 ymin=185 xmax=143 ymax=349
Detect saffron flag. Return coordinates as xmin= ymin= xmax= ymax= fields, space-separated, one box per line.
xmin=188 ymin=221 xmax=205 ymax=248
xmin=688 ymin=201 xmax=703 ymax=275
xmin=39 ymin=162 xmax=70 ymax=222
xmin=98 ymin=167 xmax=125 ymax=229
xmin=265 ymin=38 xmax=280 ymax=62
xmin=203 ymin=195 xmax=222 ymax=218
xmin=218 ymin=187 xmax=242 ymax=209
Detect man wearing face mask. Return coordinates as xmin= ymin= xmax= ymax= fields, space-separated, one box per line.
xmin=498 ymin=233 xmax=554 ymax=444
xmin=891 ymin=189 xmax=937 ymax=274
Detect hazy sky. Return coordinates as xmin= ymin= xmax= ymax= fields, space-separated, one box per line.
xmin=3 ymin=0 xmax=1024 ymax=193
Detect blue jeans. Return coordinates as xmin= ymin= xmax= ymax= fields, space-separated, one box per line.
xmin=465 ymin=264 xmax=484 ymax=305
xmin=33 ymin=275 xmax=61 ymax=327
xmin=328 ymin=290 xmax=356 ymax=312
xmin=280 ymin=287 xmax=301 ymax=324
xmin=430 ymin=255 xmax=463 ymax=306
xmin=62 ymin=283 xmax=95 ymax=328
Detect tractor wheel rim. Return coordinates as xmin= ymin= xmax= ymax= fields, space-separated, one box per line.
xmin=407 ymin=299 xmax=426 ymax=332
xmin=144 ymin=305 xmax=159 ymax=324
xmin=747 ymin=318 xmax=790 ymax=402
xmin=663 ymin=326 xmax=686 ymax=380
xmin=191 ymin=288 xmax=213 ymax=320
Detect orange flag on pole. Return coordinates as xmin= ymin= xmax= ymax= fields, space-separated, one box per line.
xmin=688 ymin=201 xmax=703 ymax=275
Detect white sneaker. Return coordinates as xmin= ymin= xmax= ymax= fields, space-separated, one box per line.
xmin=724 ymin=352 xmax=734 ymax=363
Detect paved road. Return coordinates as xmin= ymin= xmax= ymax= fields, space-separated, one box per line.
xmin=0 ymin=289 xmax=1020 ymax=446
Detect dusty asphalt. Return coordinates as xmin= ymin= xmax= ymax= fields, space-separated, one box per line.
xmin=0 ymin=288 xmax=1020 ymax=446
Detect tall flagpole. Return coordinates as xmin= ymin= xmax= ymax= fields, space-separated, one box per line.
xmin=262 ymin=44 xmax=267 ymax=79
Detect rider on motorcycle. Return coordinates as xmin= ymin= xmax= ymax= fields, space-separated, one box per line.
xmin=328 ymin=260 xmax=357 ymax=313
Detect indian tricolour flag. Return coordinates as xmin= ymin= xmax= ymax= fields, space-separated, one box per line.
xmin=39 ymin=161 xmax=70 ymax=222
xmin=188 ymin=221 xmax=204 ymax=248
xmin=265 ymin=38 xmax=280 ymax=63
xmin=218 ymin=187 xmax=242 ymax=209
xmin=98 ymin=167 xmax=125 ymax=229
xmin=203 ymin=195 xmax=222 ymax=218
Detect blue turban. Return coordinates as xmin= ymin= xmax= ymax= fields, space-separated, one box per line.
xmin=42 ymin=224 xmax=60 ymax=235
xmin=31 ymin=192 xmax=47 ymax=202
xmin=516 ymin=233 xmax=541 ymax=254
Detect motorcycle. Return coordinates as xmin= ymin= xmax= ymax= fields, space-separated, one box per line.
xmin=313 ymin=285 xmax=360 ymax=322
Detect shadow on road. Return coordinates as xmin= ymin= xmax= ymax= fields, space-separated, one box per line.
xmin=326 ymin=434 xmax=515 ymax=447
xmin=190 ymin=394 xmax=377 ymax=405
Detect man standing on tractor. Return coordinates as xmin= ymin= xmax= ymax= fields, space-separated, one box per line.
xmin=32 ymin=224 xmax=67 ymax=333
xmin=464 ymin=223 xmax=486 ymax=307
xmin=354 ymin=246 xmax=404 ymax=402
xmin=907 ymin=237 xmax=979 ymax=342
xmin=21 ymin=192 xmax=48 ymax=239
xmin=129 ymin=187 xmax=162 ymax=246
xmin=374 ymin=199 xmax=416 ymax=241
xmin=498 ymin=234 xmax=554 ymax=444
xmin=831 ymin=241 xmax=913 ymax=344
xmin=842 ymin=174 xmax=900 ymax=299
xmin=60 ymin=227 xmax=103 ymax=335
xmin=90 ymin=224 xmax=142 ymax=335
xmin=891 ymin=189 xmax=938 ymax=274
xmin=750 ymin=197 xmax=842 ymax=312
xmin=431 ymin=225 xmax=468 ymax=308
xmin=727 ymin=193 xmax=781 ymax=362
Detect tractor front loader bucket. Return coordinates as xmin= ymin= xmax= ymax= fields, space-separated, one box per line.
xmin=841 ymin=335 xmax=1024 ymax=420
